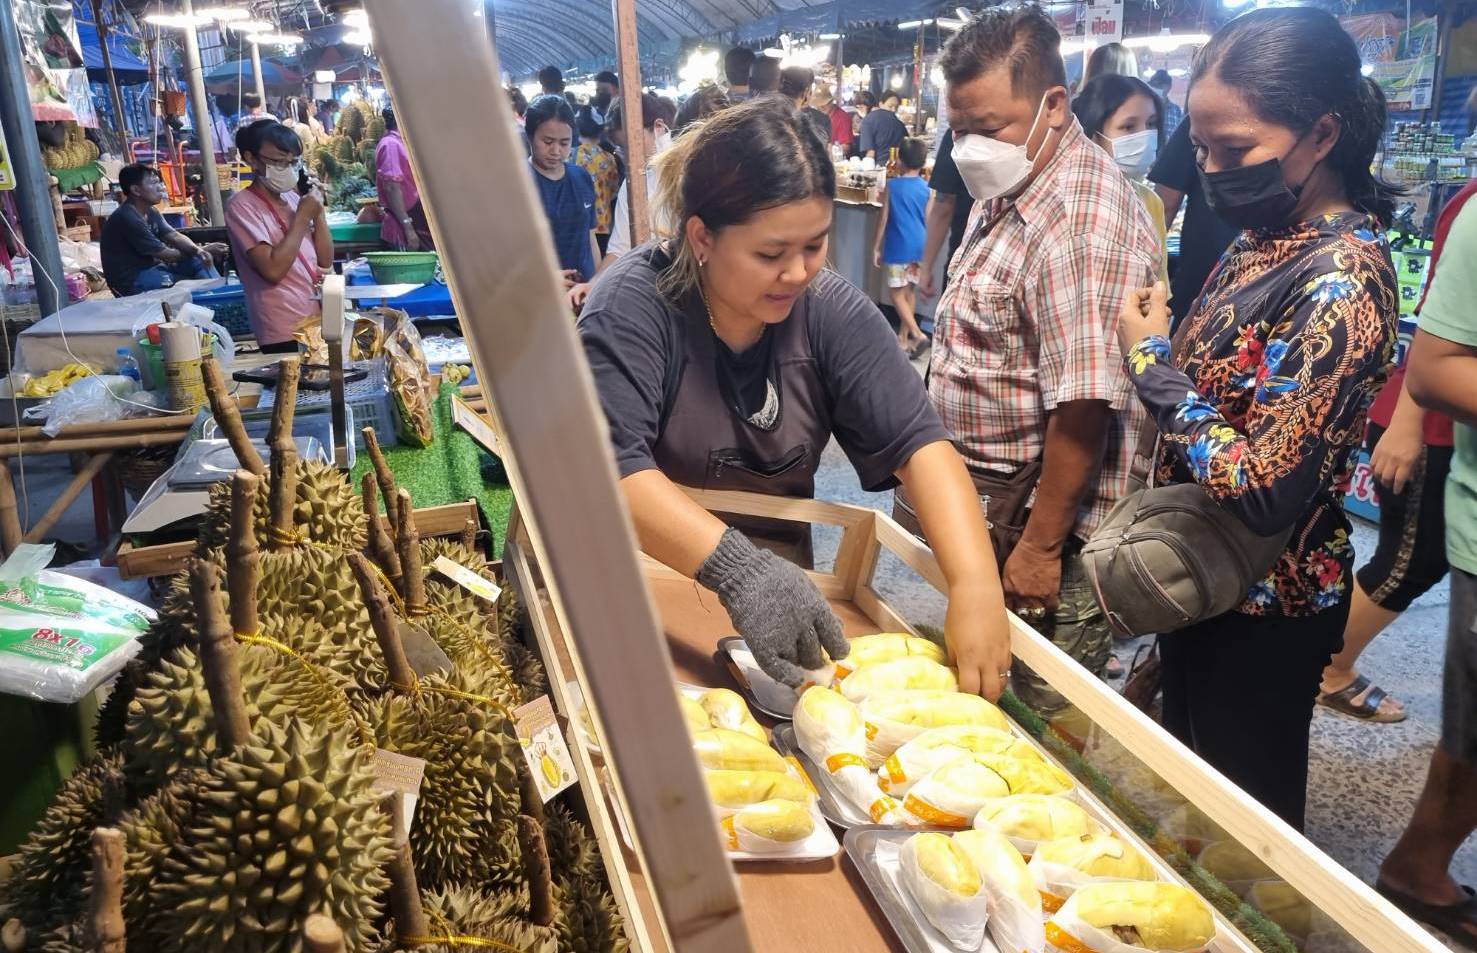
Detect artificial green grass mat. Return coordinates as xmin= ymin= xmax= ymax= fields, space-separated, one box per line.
xmin=351 ymin=383 xmax=511 ymax=556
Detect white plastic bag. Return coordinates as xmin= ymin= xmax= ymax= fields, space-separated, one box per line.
xmin=899 ymin=833 xmax=991 ymax=951
xmin=793 ymin=686 xmax=902 ymax=824
xmin=1045 ymin=882 xmax=1217 ymax=953
xmin=25 ymin=374 xmax=138 ymax=436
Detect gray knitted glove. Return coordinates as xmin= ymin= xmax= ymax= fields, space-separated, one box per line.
xmin=696 ymin=527 xmax=850 ymax=687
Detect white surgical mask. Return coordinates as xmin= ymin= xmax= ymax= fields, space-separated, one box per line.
xmin=952 ymin=94 xmax=1050 ymax=202
xmin=1109 ymin=129 xmax=1158 ymax=180
xmin=262 ymin=162 xmax=300 ymax=194
xmin=654 ymin=125 xmax=672 ymax=154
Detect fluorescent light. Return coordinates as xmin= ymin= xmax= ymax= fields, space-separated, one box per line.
xmin=762 ymin=48 xmax=784 ymax=57
xmin=343 ymin=29 xmax=372 ymax=46
xmin=1169 ymin=67 xmax=1189 ymax=77
xmin=341 ymin=9 xmax=369 ymax=27
xmin=889 ymin=74 xmax=904 ymax=89
xmin=897 ymin=18 xmax=934 ymax=30
xmin=248 ymin=32 xmax=303 ymax=45
xmin=956 ymin=6 xmax=972 ymax=18
xmin=143 ymin=11 xmax=211 ymax=28
xmin=819 ymin=32 xmax=842 ymax=40
xmin=1361 ymin=63 xmax=1375 ymax=76
xmin=1122 ymin=32 xmax=1211 ymax=52
xmin=936 ymin=17 xmax=966 ymax=31
xmin=227 ymin=18 xmax=273 ymax=32
xmin=196 ymin=5 xmax=249 ymax=20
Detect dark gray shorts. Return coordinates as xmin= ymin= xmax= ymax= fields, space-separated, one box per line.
xmin=1443 ymin=568 xmax=1477 ymax=765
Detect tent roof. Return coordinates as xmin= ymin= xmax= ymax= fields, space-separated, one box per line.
xmin=75 ymin=11 xmax=151 ymax=84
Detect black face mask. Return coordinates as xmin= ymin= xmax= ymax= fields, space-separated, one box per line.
xmin=1199 ymin=144 xmax=1318 ymax=230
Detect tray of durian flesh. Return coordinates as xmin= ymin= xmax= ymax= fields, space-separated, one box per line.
xmin=768 ymin=636 xmax=1080 ymax=830
xmin=844 ymin=823 xmax=1219 ymax=953
xmin=587 ymin=682 xmax=840 ymax=861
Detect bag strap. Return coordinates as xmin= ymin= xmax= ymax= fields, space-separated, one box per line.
xmin=1129 ymin=421 xmax=1160 ymax=489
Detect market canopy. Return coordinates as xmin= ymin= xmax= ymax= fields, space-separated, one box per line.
xmin=74 ymin=11 xmax=151 ymax=84
xmin=204 ymin=57 xmax=303 ymax=92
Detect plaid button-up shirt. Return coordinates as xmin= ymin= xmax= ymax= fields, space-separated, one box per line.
xmin=928 ymin=119 xmax=1160 ymax=539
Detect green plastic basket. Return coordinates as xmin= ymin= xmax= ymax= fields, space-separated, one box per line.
xmin=364 ymin=251 xmax=439 ymax=284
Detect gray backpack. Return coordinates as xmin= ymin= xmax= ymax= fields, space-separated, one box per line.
xmin=1082 ymin=431 xmax=1292 ymax=637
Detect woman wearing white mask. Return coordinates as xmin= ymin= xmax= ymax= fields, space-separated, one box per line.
xmin=1073 ymin=74 xmax=1167 ymax=281
xmin=224 ymin=121 xmax=334 ymax=352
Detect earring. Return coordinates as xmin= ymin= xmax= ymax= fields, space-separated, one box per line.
xmin=698 ymin=257 xmax=706 ymax=267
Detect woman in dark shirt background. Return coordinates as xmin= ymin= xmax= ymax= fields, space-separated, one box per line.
xmin=1116 ymin=7 xmax=1398 ymax=828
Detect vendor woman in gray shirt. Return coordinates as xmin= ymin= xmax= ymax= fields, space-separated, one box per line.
xmin=579 ymin=99 xmax=1010 ymax=698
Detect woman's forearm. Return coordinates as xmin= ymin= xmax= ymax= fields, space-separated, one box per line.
xmin=620 ymin=469 xmax=728 ymax=578
xmin=896 ymin=440 xmax=1002 ymax=599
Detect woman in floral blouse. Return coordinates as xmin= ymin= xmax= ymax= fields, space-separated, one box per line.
xmin=1116 ymin=7 xmax=1398 ymax=829
xmin=574 ymin=106 xmax=620 ymax=255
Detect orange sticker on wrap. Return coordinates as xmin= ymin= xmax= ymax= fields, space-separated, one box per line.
xmin=720 ymin=815 xmax=739 ymax=851
xmin=901 ymin=793 xmax=969 ymax=828
xmin=1044 ymin=922 xmax=1095 ymax=953
xmin=1040 ymin=890 xmax=1067 ymax=914
xmin=881 ymin=754 xmax=907 ymax=787
xmin=869 ymin=796 xmax=900 ymax=823
xmin=825 ymin=752 xmax=866 ymax=774
xmin=833 ymin=663 xmax=854 ymax=681
xmin=864 ymin=721 xmax=880 ymax=740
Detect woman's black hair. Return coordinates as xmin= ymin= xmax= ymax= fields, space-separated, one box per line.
xmin=235 ymin=118 xmax=299 ymax=157
xmin=656 ymin=98 xmax=835 ymax=301
xmin=675 ymin=84 xmax=731 ymax=131
xmin=524 ymin=93 xmax=576 ymax=140
xmin=1082 ymin=42 xmax=1138 ymax=85
xmin=1193 ymin=6 xmax=1398 ymax=224
xmin=1071 ymin=74 xmax=1164 ymax=146
xmin=575 ymin=105 xmax=603 ymax=140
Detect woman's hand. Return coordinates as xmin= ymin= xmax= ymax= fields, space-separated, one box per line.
xmin=873 ymin=247 xmax=883 ymax=270
xmin=1370 ymin=415 xmax=1424 ymax=494
xmin=946 ymin=581 xmax=1013 ymax=701
xmin=1117 ymin=281 xmax=1171 ymax=356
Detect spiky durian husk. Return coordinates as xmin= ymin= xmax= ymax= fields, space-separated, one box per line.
xmin=365 ymin=116 xmax=387 ymax=144
xmin=122 ymin=644 xmax=360 ymax=791
xmin=35 ymin=920 xmax=87 ymax=953
xmin=331 ymin=133 xmax=356 ymax=160
xmin=362 ymin=672 xmax=523 ymax=890
xmin=543 ymin=802 xmax=599 ymax=886
xmin=495 ymin=585 xmax=528 ymax=644
xmin=502 ymin=636 xmax=548 ymax=702
xmin=396 ymin=886 xmax=558 ymax=953
xmin=419 ymin=538 xmax=499 ymax=625
xmin=196 ymin=459 xmax=366 ymax=554
xmin=152 ymin=721 xmax=393 ymax=953
xmin=555 ymin=873 xmax=630 ymax=953
xmin=115 ymin=769 xmax=208 ymax=945
xmin=4 ymin=754 xmax=127 ymax=935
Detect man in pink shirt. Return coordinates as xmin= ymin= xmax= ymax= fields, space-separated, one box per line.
xmin=375 ymin=107 xmax=432 ymax=251
xmin=225 ymin=121 xmax=335 ymax=351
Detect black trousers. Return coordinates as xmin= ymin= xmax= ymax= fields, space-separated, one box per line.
xmin=1354 ymin=423 xmax=1452 ymax=611
xmin=1159 ymin=600 xmax=1347 ymax=831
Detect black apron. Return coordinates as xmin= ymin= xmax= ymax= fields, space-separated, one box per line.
xmin=652 ymin=291 xmax=832 ymax=565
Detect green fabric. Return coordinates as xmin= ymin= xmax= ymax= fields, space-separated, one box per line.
xmin=1417 ymin=202 xmax=1477 ymax=574
xmin=49 ymin=162 xmax=104 ymax=192
xmin=350 ymin=383 xmax=512 ymax=556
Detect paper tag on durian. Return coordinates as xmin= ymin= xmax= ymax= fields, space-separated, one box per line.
xmin=514 ymin=695 xmax=577 ymax=803
xmin=371 ymin=748 xmax=427 ymax=840
xmin=430 ymin=556 xmax=501 ymax=604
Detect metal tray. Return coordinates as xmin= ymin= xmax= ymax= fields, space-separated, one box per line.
xmin=714 ymin=635 xmax=807 ymax=721
xmin=771 ymin=723 xmax=875 ymax=829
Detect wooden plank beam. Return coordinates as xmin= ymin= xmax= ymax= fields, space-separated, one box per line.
xmin=21 ymin=452 xmax=113 ymax=544
xmin=363 ymin=2 xmax=751 ymax=950
xmin=611 ymin=0 xmax=649 ymax=246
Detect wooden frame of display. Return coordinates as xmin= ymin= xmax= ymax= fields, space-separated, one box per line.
xmin=365 ymin=3 xmax=751 ymax=951
xmin=507 ymin=488 xmax=1450 ymax=953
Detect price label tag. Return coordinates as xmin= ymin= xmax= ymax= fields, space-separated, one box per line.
xmin=371 ymin=748 xmax=427 ymax=841
xmin=430 ymin=555 xmax=502 ymax=604
xmin=513 ymin=695 xmax=577 ymax=803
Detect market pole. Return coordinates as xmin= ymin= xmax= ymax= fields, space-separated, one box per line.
xmin=179 ymin=0 xmax=225 ymax=225
xmin=248 ymin=36 xmax=267 ymax=105
xmin=611 ymin=0 xmax=648 ymax=246
xmin=0 ymin=0 xmax=66 ymax=316
xmin=481 ymin=0 xmax=498 ymax=51
xmin=90 ymin=0 xmax=132 ymax=150
xmin=913 ymin=22 xmax=925 ymax=135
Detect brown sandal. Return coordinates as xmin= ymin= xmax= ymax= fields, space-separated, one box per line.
xmin=1318 ymin=674 xmax=1407 ymax=723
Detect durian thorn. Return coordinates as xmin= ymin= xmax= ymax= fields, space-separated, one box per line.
xmin=395 ymin=489 xmax=428 ymax=613
xmin=227 ymin=469 xmax=261 ymax=639
xmin=379 ymin=795 xmax=429 ymax=945
xmin=362 ymin=471 xmax=403 ymax=585
xmin=302 ymin=914 xmax=347 ymax=953
xmin=1 ymin=919 xmax=25 ymax=953
xmin=267 ymin=357 xmax=302 ymax=552
xmin=86 ymin=827 xmax=125 ymax=953
xmin=202 ymin=357 xmax=266 ymax=475
xmin=349 ymin=552 xmax=418 ymax=692
xmin=517 ymin=814 xmax=557 ymax=927
xmin=190 ymin=558 xmax=253 ymax=748
xmin=362 ymin=426 xmax=400 ymax=537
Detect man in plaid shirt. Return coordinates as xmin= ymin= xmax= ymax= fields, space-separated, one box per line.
xmin=925 ymin=7 xmax=1159 ymax=709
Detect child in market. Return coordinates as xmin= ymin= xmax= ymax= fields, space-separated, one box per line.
xmin=873 ymin=137 xmax=930 ymax=356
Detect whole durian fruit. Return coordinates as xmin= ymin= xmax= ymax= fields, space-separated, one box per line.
xmin=359 ymin=140 xmax=377 ymax=180
xmin=332 ymin=133 xmax=356 ymax=162
xmin=555 ymin=873 xmax=630 ymax=953
xmin=420 ymin=537 xmax=499 ymax=623
xmin=3 ymin=754 xmax=127 ymax=934
xmin=408 ymin=886 xmax=559 ymax=953
xmin=340 ymin=106 xmax=365 ymax=143
xmin=151 ymin=720 xmax=393 ymax=953
xmin=543 ymin=802 xmax=600 ymax=886
xmin=366 ymin=115 xmax=387 ymax=143
xmin=116 ymin=769 xmax=208 ymax=945
xmin=196 ymin=458 xmax=366 ymax=553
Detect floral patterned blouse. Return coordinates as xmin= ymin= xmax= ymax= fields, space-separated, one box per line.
xmin=1126 ymin=212 xmax=1397 ymax=617
xmin=575 ymin=140 xmax=620 ymax=236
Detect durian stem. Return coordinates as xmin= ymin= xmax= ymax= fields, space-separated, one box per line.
xmin=395 ymin=489 xmax=427 ymax=614
xmin=518 ymin=762 xmax=545 ymax=825
xmin=361 ymin=472 xmax=403 ymax=587
xmin=362 ymin=426 xmax=399 ymax=537
xmin=517 ymin=814 xmax=556 ymax=927
xmin=349 ymin=552 xmax=417 ymax=691
xmin=86 ymin=827 xmax=125 ymax=953
xmin=202 ymin=358 xmax=265 ymax=475
xmin=267 ymin=357 xmax=301 ymax=552
xmin=458 ymin=517 xmax=477 ymax=550
xmin=380 ymin=795 xmax=429 ymax=948
xmin=2 ymin=918 xmax=25 ymax=953
xmin=301 ymin=915 xmax=347 ymax=953
xmin=226 ymin=470 xmax=260 ymax=639
xmin=191 ymin=558 xmax=252 ymax=748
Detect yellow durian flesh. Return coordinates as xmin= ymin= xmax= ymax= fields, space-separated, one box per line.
xmin=704 ymin=769 xmax=810 ymax=807
xmin=845 ymin=633 xmax=947 ymax=669
xmin=733 ymin=799 xmax=815 ymax=842
xmin=839 ymin=656 xmax=957 ymax=702
xmin=691 ymin=728 xmax=787 ymax=774
xmin=1197 ymin=840 xmax=1275 ymax=886
xmin=862 ymin=690 xmax=1010 ymax=732
xmin=678 ymin=694 xmax=712 ymax=734
xmin=1249 ymin=880 xmax=1312 ymax=944
xmin=976 ymin=794 xmax=1093 ymax=843
xmin=974 ymin=752 xmax=1074 ymax=796
xmin=911 ymin=832 xmax=981 ymax=897
xmin=699 ymin=688 xmax=766 ymax=741
xmin=1036 ymin=832 xmax=1156 ymax=881
xmin=1073 ymin=881 xmax=1215 ymax=952
xmin=929 ymin=756 xmax=1011 ymax=801
xmin=907 ymin=725 xmax=1041 ymax=761
xmin=953 ymin=827 xmax=1038 ymax=911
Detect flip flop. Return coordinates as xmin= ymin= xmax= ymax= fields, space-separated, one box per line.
xmin=1376 ymin=880 xmax=1477 ymax=951
xmin=1317 ymin=673 xmax=1407 ymax=723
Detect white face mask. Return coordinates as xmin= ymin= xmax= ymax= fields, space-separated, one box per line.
xmin=262 ymin=162 xmax=300 ymax=194
xmin=1109 ymin=128 xmax=1158 ymax=180
xmin=654 ymin=124 xmax=672 ymax=154
xmin=952 ymin=94 xmax=1050 ymax=202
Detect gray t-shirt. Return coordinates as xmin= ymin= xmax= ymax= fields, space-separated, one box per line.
xmin=577 ymin=244 xmax=952 ymax=491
